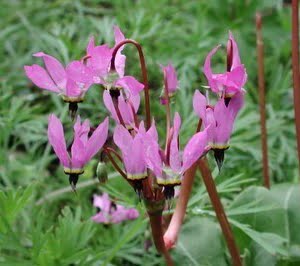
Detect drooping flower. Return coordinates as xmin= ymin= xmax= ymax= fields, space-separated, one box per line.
xmin=103 ymin=90 xmax=140 ymax=129
xmin=160 ymin=63 xmax=179 ymax=104
xmin=24 ymin=52 xmax=94 ymax=116
xmin=92 ymin=193 xmax=139 ymax=224
xmin=140 ymin=113 xmax=209 ymax=199
xmin=113 ymin=124 xmax=147 ymax=192
xmin=193 ymin=90 xmax=244 ymax=169
xmin=203 ymin=32 xmax=247 ymax=102
xmin=84 ymin=26 xmax=144 ymax=96
xmin=47 ymin=114 xmax=109 ymax=189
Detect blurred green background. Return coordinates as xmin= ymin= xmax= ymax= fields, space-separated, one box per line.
xmin=0 ymin=0 xmax=299 ymax=265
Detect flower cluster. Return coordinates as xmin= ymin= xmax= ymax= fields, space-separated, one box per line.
xmin=24 ymin=26 xmax=246 ymax=204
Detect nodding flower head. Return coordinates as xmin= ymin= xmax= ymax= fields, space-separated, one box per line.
xmin=103 ymin=90 xmax=140 ymax=130
xmin=160 ymin=63 xmax=179 ymax=104
xmin=113 ymin=124 xmax=147 ymax=193
xmin=47 ymin=114 xmax=108 ymax=190
xmin=141 ymin=113 xmax=209 ymax=199
xmin=92 ymin=193 xmax=139 ymax=224
xmin=85 ymin=26 xmax=144 ymax=97
xmin=203 ymin=32 xmax=247 ymax=102
xmin=193 ymin=90 xmax=244 ymax=170
xmin=24 ymin=52 xmax=94 ymax=118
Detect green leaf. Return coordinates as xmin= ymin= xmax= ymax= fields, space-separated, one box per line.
xmin=172 ymin=217 xmax=227 ymax=266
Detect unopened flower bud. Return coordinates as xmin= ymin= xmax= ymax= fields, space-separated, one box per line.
xmin=96 ymin=161 xmax=108 ymax=184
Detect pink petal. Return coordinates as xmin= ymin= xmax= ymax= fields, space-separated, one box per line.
xmin=66 ymin=60 xmax=94 ymax=84
xmin=113 ymin=125 xmax=133 ymax=152
xmin=92 ymin=212 xmax=110 ymax=224
xmin=86 ymin=36 xmax=95 ymax=55
xmin=65 ymin=79 xmax=82 ymax=97
xmin=74 ymin=116 xmax=90 ymax=145
xmin=71 ymin=132 xmax=86 ymax=169
xmin=103 ymin=90 xmax=119 ymax=123
xmin=203 ymin=45 xmax=222 ymax=93
xmin=115 ymin=76 xmax=144 ymax=95
xmin=47 ymin=114 xmax=70 ymax=167
xmin=228 ymin=31 xmax=241 ymax=69
xmin=85 ymin=117 xmax=109 ymax=161
xmin=33 ymin=52 xmax=66 ymax=89
xmin=113 ymin=26 xmax=126 ymax=77
xmin=182 ymin=128 xmax=209 ymax=172
xmin=118 ymin=95 xmax=135 ymax=126
xmin=93 ymin=193 xmax=111 ymax=213
xmin=193 ymin=90 xmax=207 ymax=121
xmin=161 ymin=63 xmax=178 ymax=94
xmin=114 ymin=26 xmax=125 ymax=44
xmin=24 ymin=65 xmax=59 ymax=92
xmin=169 ymin=113 xmax=181 ymax=172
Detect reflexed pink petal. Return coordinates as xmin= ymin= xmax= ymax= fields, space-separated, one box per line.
xmin=147 ymin=121 xmax=158 ymax=142
xmin=24 ymin=65 xmax=59 ymax=92
xmin=86 ymin=36 xmax=95 ymax=55
xmin=88 ymin=44 xmax=112 ymax=78
xmin=125 ymin=208 xmax=139 ymax=220
xmin=169 ymin=113 xmax=181 ymax=172
xmin=93 ymin=193 xmax=111 ymax=213
xmin=113 ymin=26 xmax=126 ymax=77
xmin=66 ymin=60 xmax=94 ymax=84
xmin=228 ymin=91 xmax=244 ymax=120
xmin=161 ymin=63 xmax=178 ymax=93
xmin=85 ymin=117 xmax=109 ymax=161
xmin=65 ymin=79 xmax=81 ymax=97
xmin=47 ymin=114 xmax=70 ymax=167
xmin=203 ymin=45 xmax=221 ymax=93
xmin=118 ymin=95 xmax=134 ymax=126
xmin=33 ymin=52 xmax=66 ymax=88
xmin=113 ymin=125 xmax=133 ymax=152
xmin=193 ymin=90 xmax=207 ymax=121
xmin=103 ymin=91 xmax=119 ymax=123
xmin=115 ymin=76 xmax=144 ymax=95
xmin=71 ymin=132 xmax=86 ymax=169
xmin=228 ymin=31 xmax=241 ymax=69
xmin=143 ymin=134 xmax=162 ymax=177
xmin=74 ymin=116 xmax=90 ymax=145
xmin=182 ymin=127 xmax=208 ymax=172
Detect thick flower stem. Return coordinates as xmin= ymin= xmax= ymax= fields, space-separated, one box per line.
xmin=256 ymin=13 xmax=270 ymax=189
xmin=148 ymin=212 xmax=174 ymax=266
xmin=163 ymin=162 xmax=198 ymax=249
xmin=291 ymin=0 xmax=300 ymax=173
xmin=111 ymin=39 xmax=151 ymax=130
xmin=198 ymin=158 xmax=242 ymax=266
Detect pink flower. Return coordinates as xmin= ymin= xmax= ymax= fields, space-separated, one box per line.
xmin=47 ymin=114 xmax=109 ymax=188
xmin=140 ymin=114 xmax=209 ymax=198
xmin=85 ymin=26 xmax=144 ymax=96
xmin=24 ymin=52 xmax=94 ymax=102
xmin=193 ymin=90 xmax=244 ymax=169
xmin=92 ymin=193 xmax=139 ymax=224
xmin=203 ymin=32 xmax=247 ymax=100
xmin=160 ymin=63 xmax=179 ymax=104
xmin=103 ymin=90 xmax=140 ymax=129
xmin=113 ymin=125 xmax=147 ymax=181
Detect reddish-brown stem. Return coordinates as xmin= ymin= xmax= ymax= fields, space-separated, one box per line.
xmin=256 ymin=13 xmax=270 ymax=189
xmin=198 ymin=158 xmax=242 ymax=266
xmin=111 ymin=39 xmax=151 ymax=130
xmin=149 ymin=212 xmax=174 ymax=266
xmin=163 ymin=162 xmax=198 ymax=249
xmin=103 ymin=147 xmax=127 ymax=180
xmin=292 ymin=0 xmax=300 ymax=173
xmin=104 ymin=147 xmax=123 ymax=162
xmin=112 ymin=97 xmax=125 ymax=127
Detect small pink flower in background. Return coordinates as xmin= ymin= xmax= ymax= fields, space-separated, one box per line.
xmin=47 ymin=114 xmax=109 ymax=189
xmin=85 ymin=26 xmax=144 ymax=96
xmin=24 ymin=52 xmax=94 ymax=102
xmin=160 ymin=63 xmax=179 ymax=104
xmin=203 ymin=32 xmax=247 ymax=100
xmin=139 ymin=113 xmax=209 ymax=198
xmin=92 ymin=193 xmax=139 ymax=224
xmin=103 ymin=90 xmax=140 ymax=129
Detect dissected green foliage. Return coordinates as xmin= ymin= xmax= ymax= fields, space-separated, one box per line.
xmin=0 ymin=0 xmax=298 ymax=265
